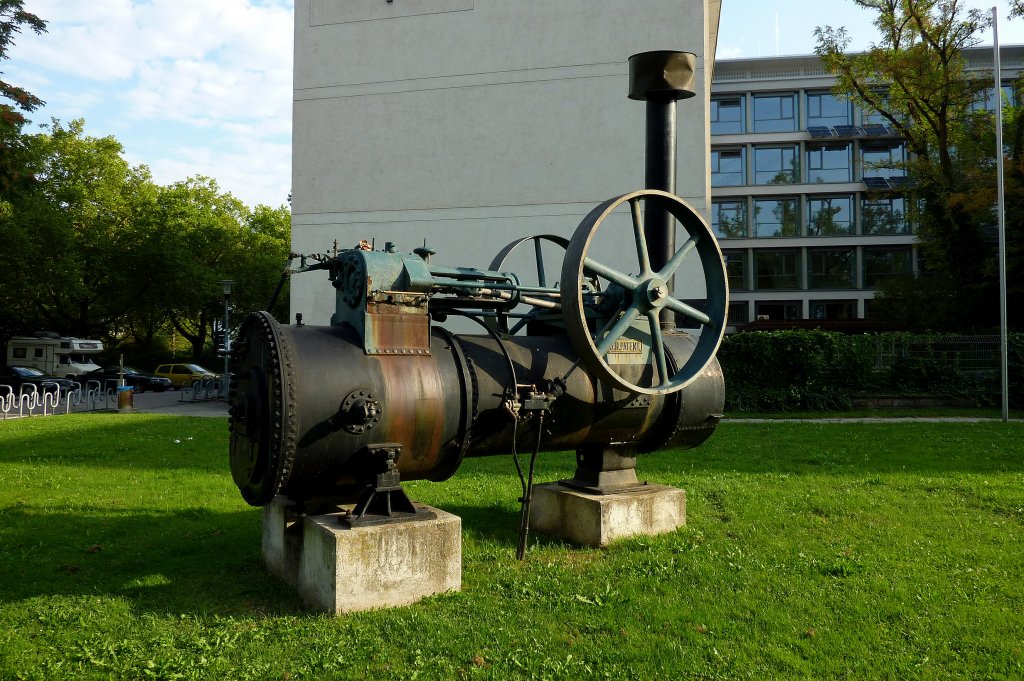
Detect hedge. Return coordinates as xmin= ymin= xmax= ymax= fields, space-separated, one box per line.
xmin=716 ymin=330 xmax=1024 ymax=412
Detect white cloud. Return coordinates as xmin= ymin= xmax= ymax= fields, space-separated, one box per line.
xmin=138 ymin=137 xmax=292 ymax=208
xmin=15 ymin=0 xmax=294 ymax=207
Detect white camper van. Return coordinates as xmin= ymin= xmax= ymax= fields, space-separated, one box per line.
xmin=6 ymin=332 xmax=104 ymax=378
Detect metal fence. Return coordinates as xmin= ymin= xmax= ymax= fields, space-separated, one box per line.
xmin=0 ymin=381 xmax=123 ymax=420
xmin=874 ymin=335 xmax=1002 ymax=377
xmin=179 ymin=378 xmax=224 ymax=402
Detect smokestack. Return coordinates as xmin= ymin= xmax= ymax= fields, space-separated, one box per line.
xmin=628 ymin=50 xmax=697 ymax=328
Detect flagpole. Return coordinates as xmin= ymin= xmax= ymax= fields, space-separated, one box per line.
xmin=993 ymin=6 xmax=1009 ymax=422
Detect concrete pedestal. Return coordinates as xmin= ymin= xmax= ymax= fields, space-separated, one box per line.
xmin=262 ymin=497 xmax=461 ymax=613
xmin=530 ymin=483 xmax=685 ymax=548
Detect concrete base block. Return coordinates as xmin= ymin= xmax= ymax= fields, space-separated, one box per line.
xmin=530 ymin=483 xmax=685 ymax=548
xmin=262 ymin=498 xmax=461 ymax=613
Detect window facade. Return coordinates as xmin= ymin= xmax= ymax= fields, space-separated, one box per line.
xmin=12 ymin=347 xmax=26 ymax=359
xmin=727 ymin=301 xmax=749 ymax=326
xmin=806 ymin=91 xmax=850 ymax=127
xmin=724 ymin=250 xmax=746 ymax=290
xmin=806 ymin=143 xmax=851 ymax=183
xmin=808 ymin=248 xmax=855 ymax=289
xmin=861 ymin=141 xmax=907 ymax=178
xmin=711 ymin=148 xmax=745 ymax=187
xmin=863 ymin=247 xmax=913 ymax=287
xmin=711 ymin=96 xmax=745 ymax=134
xmin=755 ymin=250 xmax=799 ymax=289
xmin=810 ymin=300 xmax=856 ymax=321
xmin=807 ymin=195 xmax=854 ymax=236
xmin=862 ymin=195 xmax=911 ymax=234
xmin=756 ymin=300 xmax=800 ymax=320
xmin=753 ymin=198 xmax=800 ymax=237
xmin=754 ymin=145 xmax=798 ymax=184
xmin=712 ymin=200 xmax=747 ymax=238
xmin=753 ymin=93 xmax=797 ymax=132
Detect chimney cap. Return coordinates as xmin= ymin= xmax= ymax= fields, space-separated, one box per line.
xmin=628 ymin=51 xmax=697 ymax=101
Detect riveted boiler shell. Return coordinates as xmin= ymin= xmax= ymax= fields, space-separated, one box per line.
xmin=228 ymin=312 xmax=465 ymax=505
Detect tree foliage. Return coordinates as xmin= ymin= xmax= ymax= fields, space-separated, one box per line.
xmin=816 ymin=0 xmax=1023 ymax=331
xmin=0 ymin=7 xmax=291 ymax=363
xmin=0 ymin=119 xmax=290 ymax=361
xmin=0 ymin=0 xmax=44 ymax=206
xmin=0 ymin=0 xmax=44 ymax=116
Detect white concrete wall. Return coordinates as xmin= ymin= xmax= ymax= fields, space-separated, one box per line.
xmin=292 ymin=0 xmax=717 ymax=324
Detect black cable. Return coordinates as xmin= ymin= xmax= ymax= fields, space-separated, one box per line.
xmin=447 ymin=310 xmax=540 ymax=559
xmin=516 ymin=410 xmax=544 ymax=560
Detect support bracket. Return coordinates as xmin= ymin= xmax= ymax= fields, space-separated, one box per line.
xmin=342 ymin=443 xmax=436 ymax=527
xmin=559 ymin=445 xmax=650 ymax=495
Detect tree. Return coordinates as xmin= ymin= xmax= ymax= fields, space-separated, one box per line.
xmin=22 ymin=119 xmax=159 ymax=337
xmin=0 ymin=0 xmax=44 ymax=117
xmin=815 ymin=0 xmax=1015 ymax=330
xmin=0 ymin=0 xmax=45 ymax=197
xmin=148 ymin=178 xmax=290 ymax=360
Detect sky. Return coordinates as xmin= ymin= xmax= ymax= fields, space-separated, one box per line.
xmin=7 ymin=0 xmax=1024 ymax=209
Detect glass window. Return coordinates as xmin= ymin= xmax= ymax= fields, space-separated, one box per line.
xmin=807 ymin=195 xmax=854 ymax=236
xmin=712 ymin=200 xmax=747 ymax=238
xmin=711 ymin=96 xmax=745 ymax=135
xmin=861 ymin=141 xmax=906 ymax=178
xmin=806 ymin=143 xmax=851 ymax=183
xmin=34 ymin=348 xmax=43 ymax=358
xmin=810 ymin=300 xmax=857 ymax=321
xmin=13 ymin=347 xmax=26 ymax=359
xmin=970 ymin=84 xmax=1016 ymax=112
xmin=728 ymin=302 xmax=749 ymax=326
xmin=808 ymin=249 xmax=855 ymax=289
xmin=755 ymin=300 xmax=800 ymax=320
xmin=754 ymin=145 xmax=799 ymax=184
xmin=862 ymin=195 xmax=911 ymax=235
xmin=864 ymin=247 xmax=913 ymax=287
xmin=806 ymin=91 xmax=850 ymax=127
xmin=753 ymin=93 xmax=797 ymax=132
xmin=755 ymin=250 xmax=799 ymax=290
xmin=711 ymin=148 xmax=745 ymax=187
xmin=724 ymin=250 xmax=746 ymax=290
xmin=753 ymin=198 xmax=800 ymax=237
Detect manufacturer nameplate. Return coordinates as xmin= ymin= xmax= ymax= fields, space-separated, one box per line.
xmin=608 ymin=339 xmax=643 ymax=354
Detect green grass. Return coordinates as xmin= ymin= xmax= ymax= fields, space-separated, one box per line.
xmin=1 ymin=414 xmax=1022 ymax=679
xmin=726 ymin=406 xmax=1024 ymax=419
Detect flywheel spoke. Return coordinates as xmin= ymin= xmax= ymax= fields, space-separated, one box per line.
xmin=657 ymin=235 xmax=698 ymax=280
xmin=665 ymin=296 xmax=712 ymax=326
xmin=534 ymin=238 xmax=547 ymax=288
xmin=583 ymin=257 xmax=639 ymax=291
xmin=648 ymin=312 xmax=670 ymax=384
xmin=595 ymin=306 xmax=641 ymax=357
xmin=630 ymin=197 xmax=651 ymax=276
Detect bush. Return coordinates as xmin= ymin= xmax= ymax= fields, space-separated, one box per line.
xmin=717 ymin=330 xmax=1021 ymax=412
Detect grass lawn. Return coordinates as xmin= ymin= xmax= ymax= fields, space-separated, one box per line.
xmin=0 ymin=414 xmax=1021 ymax=680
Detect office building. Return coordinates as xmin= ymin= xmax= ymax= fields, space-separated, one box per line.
xmin=710 ymin=46 xmax=1022 ymax=329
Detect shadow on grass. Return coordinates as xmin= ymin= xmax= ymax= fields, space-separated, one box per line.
xmin=0 ymin=504 xmax=304 ymax=617
xmin=0 ymin=499 xmax=543 ymax=617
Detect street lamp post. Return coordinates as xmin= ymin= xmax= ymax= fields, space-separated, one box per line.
xmin=220 ymin=279 xmax=233 ymax=399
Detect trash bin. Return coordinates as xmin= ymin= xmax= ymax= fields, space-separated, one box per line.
xmin=117 ymin=385 xmax=134 ymax=411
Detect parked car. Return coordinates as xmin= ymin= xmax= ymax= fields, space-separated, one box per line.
xmin=0 ymin=366 xmax=77 ymax=394
xmin=80 ymin=366 xmax=173 ymax=393
xmin=153 ymin=363 xmax=220 ymax=389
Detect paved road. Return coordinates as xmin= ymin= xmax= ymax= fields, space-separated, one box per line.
xmin=127 ymin=389 xmax=229 ymax=417
xmin=45 ymin=387 xmax=229 ymax=418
